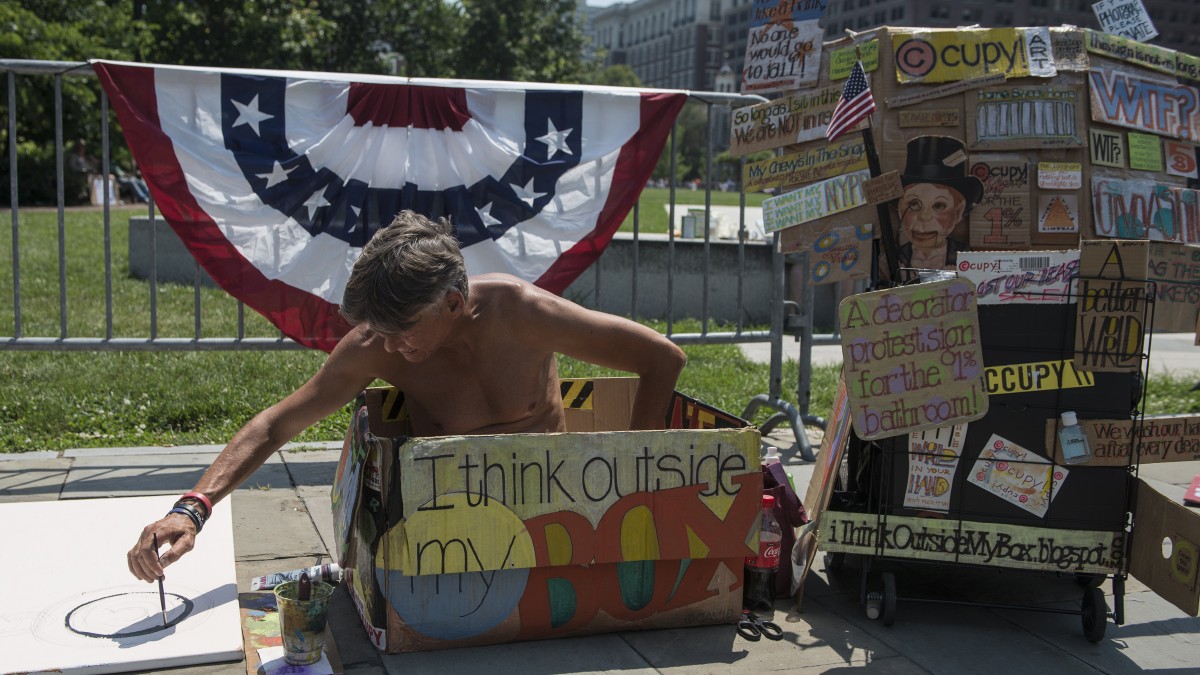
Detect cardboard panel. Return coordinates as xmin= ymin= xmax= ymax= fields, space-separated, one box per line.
xmin=956 ymin=250 xmax=1080 ymax=304
xmin=1041 ymin=414 xmax=1200 ymax=466
xmin=820 ymin=510 xmax=1123 ymax=574
xmin=838 ymin=278 xmax=988 ymax=439
xmin=730 ymin=84 xmax=849 ymax=157
xmin=1148 ymin=242 xmax=1200 ymax=332
xmin=784 ymin=221 xmax=873 ymax=285
xmin=1088 ymin=67 xmax=1200 ymax=141
xmin=965 ymin=85 xmax=1087 ymax=151
xmin=891 ymin=28 xmax=1056 ymax=84
xmin=968 ymin=155 xmax=1033 ymax=247
xmin=743 ymin=137 xmax=868 ymax=193
xmin=1130 ymin=477 xmax=1200 ymax=617
xmin=560 ymin=377 xmax=637 ymax=432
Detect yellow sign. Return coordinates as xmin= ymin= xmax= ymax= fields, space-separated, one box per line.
xmin=829 ymin=40 xmax=880 ymax=80
xmin=892 ymin=28 xmax=1056 ymax=84
xmin=983 ymin=359 xmax=1094 ymax=395
xmin=742 ymin=138 xmax=867 ymax=193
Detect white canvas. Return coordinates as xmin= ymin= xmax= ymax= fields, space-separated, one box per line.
xmin=0 ymin=495 xmax=241 ymax=674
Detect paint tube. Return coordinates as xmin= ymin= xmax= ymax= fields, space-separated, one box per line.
xmin=250 ymin=563 xmax=341 ymax=591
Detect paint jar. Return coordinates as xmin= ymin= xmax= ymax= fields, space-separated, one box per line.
xmin=274 ymin=580 xmax=335 ymax=665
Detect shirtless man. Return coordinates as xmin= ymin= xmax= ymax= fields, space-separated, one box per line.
xmin=126 ymin=210 xmax=686 ymax=582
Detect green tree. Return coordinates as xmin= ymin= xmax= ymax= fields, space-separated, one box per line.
xmin=371 ymin=0 xmax=464 ymax=78
xmin=455 ymin=0 xmax=592 ymax=83
xmin=589 ymin=64 xmax=642 ymax=89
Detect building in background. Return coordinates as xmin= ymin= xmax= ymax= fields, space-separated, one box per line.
xmin=585 ymin=0 xmax=1199 ymax=96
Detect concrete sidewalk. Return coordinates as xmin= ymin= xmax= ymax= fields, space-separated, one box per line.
xmin=4 ymin=438 xmax=1200 ymax=674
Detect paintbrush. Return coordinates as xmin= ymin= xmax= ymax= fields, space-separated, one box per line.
xmin=298 ymin=571 xmax=311 ymax=602
xmin=153 ymin=533 xmax=167 ymax=627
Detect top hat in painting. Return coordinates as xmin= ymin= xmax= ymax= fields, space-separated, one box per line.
xmin=900 ymin=136 xmax=984 ymax=213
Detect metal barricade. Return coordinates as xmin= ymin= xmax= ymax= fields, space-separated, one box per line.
xmin=1 ymin=59 xmax=831 ymax=458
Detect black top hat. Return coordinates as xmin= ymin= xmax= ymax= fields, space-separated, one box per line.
xmin=900 ymin=136 xmax=983 ymax=213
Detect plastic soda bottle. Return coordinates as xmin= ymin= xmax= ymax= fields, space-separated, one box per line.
xmin=743 ymin=494 xmax=782 ymax=610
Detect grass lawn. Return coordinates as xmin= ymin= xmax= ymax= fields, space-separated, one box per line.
xmin=1 ymin=208 xmax=1197 ymax=453
xmin=617 ymin=187 xmax=769 ymax=234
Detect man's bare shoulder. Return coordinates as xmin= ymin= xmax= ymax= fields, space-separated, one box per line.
xmin=469 ymin=273 xmax=558 ymax=313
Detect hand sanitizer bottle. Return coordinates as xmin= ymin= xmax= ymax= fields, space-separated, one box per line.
xmin=1059 ymin=411 xmax=1092 ymax=465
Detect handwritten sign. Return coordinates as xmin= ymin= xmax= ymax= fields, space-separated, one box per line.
xmin=742 ymin=19 xmax=823 ymax=94
xmin=967 ymin=86 xmax=1086 ymax=150
xmin=730 ymin=84 xmax=845 ymax=156
xmin=821 ymin=510 xmax=1122 ymax=573
xmin=839 ymin=279 xmax=988 ymax=440
xmin=829 ymin=39 xmax=879 ymax=80
xmin=1165 ymin=140 xmax=1199 ymax=179
xmin=1148 ymin=241 xmax=1200 ymax=332
xmin=1085 ymin=28 xmax=1173 ymax=75
xmin=1038 ymin=194 xmax=1080 ymax=234
xmin=1089 ymin=128 xmax=1125 ymax=168
xmin=862 ymin=170 xmax=902 ymax=205
xmin=761 ymin=169 xmax=870 ymax=232
xmin=1043 ymin=415 xmax=1200 ymax=466
xmin=1075 ymin=240 xmax=1148 ymax=373
xmin=1092 ymin=0 xmax=1157 ymax=42
xmin=1050 ymin=27 xmax=1090 ymax=72
xmin=956 ymin=250 xmax=1079 ymax=305
xmin=742 ymin=137 xmax=867 ymax=193
xmin=1128 ymin=132 xmax=1163 ymax=172
xmin=1037 ymin=162 xmax=1082 ymax=190
xmin=785 ymin=222 xmax=873 ymax=285
xmin=886 ymin=73 xmax=1006 ymax=108
xmin=968 ymin=434 xmax=1068 ymax=518
xmin=1089 ymin=67 xmax=1200 ymax=141
xmin=892 ymin=28 xmax=1056 ymax=84
xmin=1091 ymin=177 xmax=1199 ymax=242
xmin=904 ymin=424 xmax=965 ymax=511
xmin=969 ymin=156 xmax=1031 ymax=248
xmin=898 ymin=109 xmax=959 ymax=127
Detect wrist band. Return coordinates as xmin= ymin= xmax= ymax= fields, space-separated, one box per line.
xmin=180 ymin=491 xmax=213 ymax=518
xmin=168 ymin=503 xmax=205 ymax=534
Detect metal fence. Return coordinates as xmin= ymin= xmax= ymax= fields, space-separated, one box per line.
xmin=1 ymin=59 xmax=829 ymax=458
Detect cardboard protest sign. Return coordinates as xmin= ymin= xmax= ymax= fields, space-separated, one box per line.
xmin=1038 ymin=194 xmax=1080 ymax=235
xmin=892 ymin=28 xmax=1056 ymax=84
xmin=967 ymin=433 xmax=1069 ymax=518
xmin=786 ymin=222 xmax=873 ymax=285
xmin=1130 ymin=477 xmax=1200 ymax=616
xmin=839 ymin=279 xmax=988 ymax=440
xmin=1085 ymin=28 xmax=1173 ymax=75
xmin=1165 ymin=140 xmax=1199 ymax=179
xmin=862 ymin=171 xmax=902 ymax=205
xmin=1050 ymin=27 xmax=1090 ymax=72
xmin=1091 ymin=177 xmax=1198 ymax=242
xmin=1092 ymin=0 xmax=1158 ymax=42
xmin=743 ymin=18 xmax=823 ymax=93
xmin=898 ymin=109 xmax=960 ymax=127
xmin=956 ymin=250 xmax=1079 ymax=305
xmin=729 ymin=84 xmax=847 ymax=156
xmin=1038 ymin=162 xmax=1082 ymax=190
xmin=829 ymin=39 xmax=878 ymax=80
xmin=1128 ymin=132 xmax=1163 ymax=172
xmin=1042 ymin=414 xmax=1200 ymax=466
xmin=969 ymin=155 xmax=1032 ymax=248
xmin=1089 ymin=128 xmax=1126 ymax=168
xmin=820 ymin=510 xmax=1123 ymax=573
xmin=903 ymin=424 xmax=965 ymax=511
xmin=762 ymin=169 xmax=869 ymax=232
xmin=1088 ymin=67 xmax=1200 ymax=141
xmin=966 ymin=85 xmax=1087 ymax=150
xmin=1148 ymin=241 xmax=1200 ymax=332
xmin=742 ymin=137 xmax=867 ymax=193
xmin=1075 ymin=239 xmax=1148 ymax=373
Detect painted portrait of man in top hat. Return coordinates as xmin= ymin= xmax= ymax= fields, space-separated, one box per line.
xmin=897 ymin=136 xmax=984 ymax=274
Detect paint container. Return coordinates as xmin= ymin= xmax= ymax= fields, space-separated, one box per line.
xmin=274 ymin=580 xmax=335 ymax=665
xmin=251 ymin=563 xmax=341 ymax=591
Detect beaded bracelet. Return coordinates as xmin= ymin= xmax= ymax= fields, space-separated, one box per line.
xmin=168 ymin=502 xmax=206 ymax=534
xmin=179 ymin=491 xmax=213 ymax=518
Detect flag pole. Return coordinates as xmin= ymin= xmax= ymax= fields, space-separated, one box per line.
xmin=860 ymin=121 xmax=900 ymax=286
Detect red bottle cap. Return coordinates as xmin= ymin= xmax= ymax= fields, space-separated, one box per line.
xmin=762 ymin=494 xmax=775 ymax=508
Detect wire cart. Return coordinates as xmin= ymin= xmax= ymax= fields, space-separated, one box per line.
xmin=819 ymin=273 xmax=1154 ymax=642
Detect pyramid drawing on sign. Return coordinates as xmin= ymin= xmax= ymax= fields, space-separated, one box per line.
xmin=1040 ymin=195 xmax=1077 ymax=232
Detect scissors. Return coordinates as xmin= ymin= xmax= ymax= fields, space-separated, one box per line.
xmin=736 ymin=609 xmax=783 ymax=641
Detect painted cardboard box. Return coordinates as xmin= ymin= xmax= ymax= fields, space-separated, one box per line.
xmin=330 ymin=377 xmax=762 ymax=652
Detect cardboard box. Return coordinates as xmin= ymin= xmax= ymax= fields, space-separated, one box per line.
xmin=331 ymin=378 xmax=762 ymax=652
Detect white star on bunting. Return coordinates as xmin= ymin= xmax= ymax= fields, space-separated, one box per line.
xmin=231 ymin=95 xmax=274 ymax=136
xmin=511 ymin=178 xmax=547 ymax=206
xmin=537 ymin=119 xmax=573 ymax=158
xmin=302 ymin=188 xmax=330 ymax=219
xmin=476 ymin=202 xmax=502 ymax=227
xmin=256 ymin=161 xmax=294 ymax=188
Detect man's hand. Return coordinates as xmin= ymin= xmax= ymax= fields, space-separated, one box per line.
xmin=127 ymin=513 xmax=197 ymax=582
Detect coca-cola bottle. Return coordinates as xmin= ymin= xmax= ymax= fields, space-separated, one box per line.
xmin=743 ymin=494 xmax=782 ymax=610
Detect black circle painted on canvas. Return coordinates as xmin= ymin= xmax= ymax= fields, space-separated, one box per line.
xmin=64 ymin=592 xmax=194 ymax=639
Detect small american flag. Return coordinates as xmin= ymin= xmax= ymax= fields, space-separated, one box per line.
xmin=825 ymin=61 xmax=876 ymax=142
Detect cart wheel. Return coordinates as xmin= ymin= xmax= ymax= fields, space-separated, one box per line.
xmin=1082 ymin=587 xmax=1108 ymax=643
xmin=1075 ymin=573 xmax=1104 ymax=589
xmin=881 ymin=572 xmax=897 ymax=627
xmin=825 ymin=552 xmax=846 ymax=572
